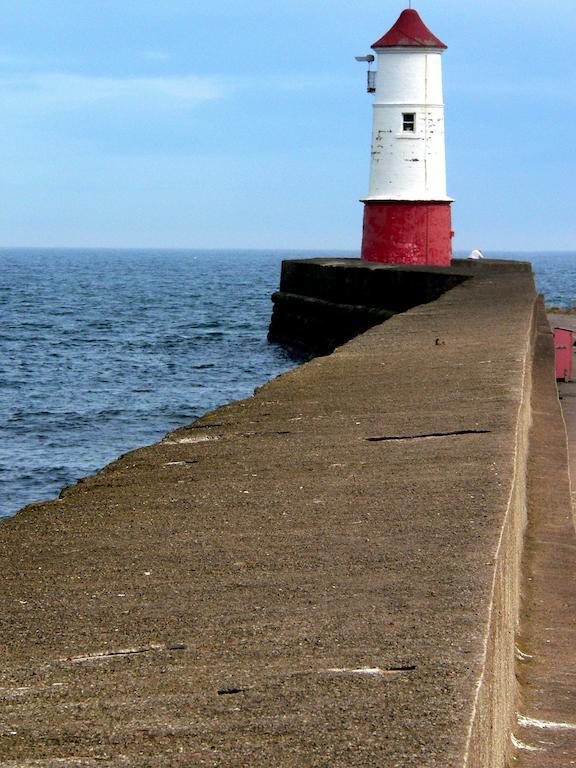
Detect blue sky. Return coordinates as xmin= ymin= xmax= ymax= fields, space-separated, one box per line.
xmin=0 ymin=0 xmax=574 ymax=251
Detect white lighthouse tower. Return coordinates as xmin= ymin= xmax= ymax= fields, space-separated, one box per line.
xmin=359 ymin=8 xmax=453 ymax=265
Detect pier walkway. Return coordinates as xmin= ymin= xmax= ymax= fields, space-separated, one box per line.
xmin=1 ymin=262 xmax=574 ymax=767
xmin=511 ymin=312 xmax=576 ymax=766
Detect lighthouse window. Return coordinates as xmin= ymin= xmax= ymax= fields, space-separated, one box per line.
xmin=402 ymin=113 xmax=416 ymax=132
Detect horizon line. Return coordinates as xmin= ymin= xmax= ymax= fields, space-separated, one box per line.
xmin=0 ymin=246 xmax=574 ymax=255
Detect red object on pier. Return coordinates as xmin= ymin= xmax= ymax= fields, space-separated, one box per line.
xmin=361 ymin=201 xmax=453 ymax=265
xmin=554 ymin=327 xmax=573 ymax=382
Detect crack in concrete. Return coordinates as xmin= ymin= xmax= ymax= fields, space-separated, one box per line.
xmin=62 ymin=642 xmax=187 ymax=663
xmin=366 ymin=429 xmax=491 ymax=442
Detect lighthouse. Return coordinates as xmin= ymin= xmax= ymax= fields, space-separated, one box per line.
xmin=359 ymin=8 xmax=453 ymax=265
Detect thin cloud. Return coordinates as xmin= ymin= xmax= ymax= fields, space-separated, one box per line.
xmin=245 ymin=73 xmax=354 ymax=92
xmin=142 ymin=50 xmax=171 ymax=61
xmin=0 ymin=70 xmax=347 ymax=117
xmin=0 ymin=54 xmax=21 ymax=65
xmin=0 ymin=72 xmax=230 ymax=115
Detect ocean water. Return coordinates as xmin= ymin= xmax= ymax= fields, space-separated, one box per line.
xmin=483 ymin=251 xmax=576 ymax=308
xmin=1 ymin=249 xmax=574 ymax=519
xmin=0 ymin=249 xmax=312 ymax=519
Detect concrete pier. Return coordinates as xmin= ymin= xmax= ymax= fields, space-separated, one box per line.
xmin=511 ymin=311 xmax=576 ymax=765
xmin=268 ymin=257 xmax=531 ymax=356
xmin=1 ymin=260 xmax=573 ymax=766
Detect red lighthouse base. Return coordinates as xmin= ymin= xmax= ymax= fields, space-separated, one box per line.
xmin=361 ymin=201 xmax=453 ymax=266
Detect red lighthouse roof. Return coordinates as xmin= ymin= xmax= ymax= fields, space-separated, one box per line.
xmin=372 ymin=9 xmax=447 ymax=50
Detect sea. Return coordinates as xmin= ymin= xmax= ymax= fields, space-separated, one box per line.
xmin=1 ymin=249 xmax=575 ymax=519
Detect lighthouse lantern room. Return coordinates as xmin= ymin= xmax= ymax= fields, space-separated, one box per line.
xmin=358 ymin=8 xmax=453 ymax=265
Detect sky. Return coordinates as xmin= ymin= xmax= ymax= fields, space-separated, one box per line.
xmin=0 ymin=0 xmax=574 ymax=252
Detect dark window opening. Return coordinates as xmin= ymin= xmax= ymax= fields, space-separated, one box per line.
xmin=402 ymin=113 xmax=416 ymax=133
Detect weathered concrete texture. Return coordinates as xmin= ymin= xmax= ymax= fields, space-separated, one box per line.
xmin=0 ymin=264 xmax=537 ymax=767
xmin=268 ymin=257 xmax=468 ymax=356
xmin=268 ymin=257 xmax=531 ymax=356
xmin=512 ymin=307 xmax=576 ymax=765
xmin=463 ymin=305 xmax=534 ymax=768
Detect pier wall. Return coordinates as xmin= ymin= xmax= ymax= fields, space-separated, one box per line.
xmin=268 ymin=257 xmax=531 ymax=356
xmin=1 ymin=258 xmax=563 ymax=767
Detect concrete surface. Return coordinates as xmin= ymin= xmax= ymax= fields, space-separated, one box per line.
xmin=511 ymin=307 xmax=576 ymax=765
xmin=0 ymin=265 xmax=539 ymax=766
xmin=268 ymin=257 xmax=530 ymax=356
